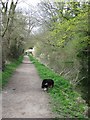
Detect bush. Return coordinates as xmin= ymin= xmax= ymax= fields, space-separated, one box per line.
xmin=1 ymin=56 xmax=23 ymax=88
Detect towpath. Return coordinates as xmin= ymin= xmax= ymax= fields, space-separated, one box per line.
xmin=2 ymin=56 xmax=54 ymax=118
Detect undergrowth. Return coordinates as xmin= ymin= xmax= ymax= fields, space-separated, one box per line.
xmin=0 ymin=56 xmax=23 ymax=88
xmin=29 ymin=55 xmax=88 ymax=118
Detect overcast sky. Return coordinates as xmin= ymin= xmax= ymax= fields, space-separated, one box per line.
xmin=17 ymin=0 xmax=41 ymax=8
xmin=2 ymin=0 xmax=41 ymax=10
xmin=2 ymin=0 xmax=89 ymax=10
xmin=16 ymin=0 xmax=89 ymax=12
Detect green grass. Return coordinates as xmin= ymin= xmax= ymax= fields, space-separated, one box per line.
xmin=0 ymin=56 xmax=23 ymax=88
xmin=29 ymin=55 xmax=88 ymax=118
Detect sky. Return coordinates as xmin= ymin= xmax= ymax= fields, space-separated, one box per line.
xmin=2 ymin=0 xmax=41 ymax=10
xmin=16 ymin=0 xmax=89 ymax=14
xmin=2 ymin=0 xmax=89 ymax=10
xmin=17 ymin=0 xmax=41 ymax=9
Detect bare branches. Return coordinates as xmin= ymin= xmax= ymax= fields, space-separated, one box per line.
xmin=35 ymin=1 xmax=66 ymax=30
xmin=1 ymin=0 xmax=19 ymax=37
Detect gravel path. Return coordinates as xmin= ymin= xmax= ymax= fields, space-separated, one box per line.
xmin=0 ymin=93 xmax=2 ymax=119
xmin=2 ymin=56 xmax=54 ymax=118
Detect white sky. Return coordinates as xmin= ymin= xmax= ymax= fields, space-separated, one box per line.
xmin=2 ymin=0 xmax=41 ymax=10
xmin=2 ymin=0 xmax=89 ymax=10
xmin=17 ymin=0 xmax=41 ymax=8
xmin=14 ymin=0 xmax=89 ymax=12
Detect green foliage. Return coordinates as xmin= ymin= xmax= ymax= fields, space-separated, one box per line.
xmin=1 ymin=56 xmax=23 ymax=88
xmin=9 ymin=41 xmax=24 ymax=59
xmin=2 ymin=9 xmax=26 ymax=71
xmin=34 ymin=10 xmax=89 ymax=104
xmin=29 ymin=55 xmax=88 ymax=118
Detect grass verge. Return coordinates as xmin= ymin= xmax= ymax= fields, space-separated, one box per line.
xmin=0 ymin=56 xmax=23 ymax=89
xmin=29 ymin=55 xmax=88 ymax=118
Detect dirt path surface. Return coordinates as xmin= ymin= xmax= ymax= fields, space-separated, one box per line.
xmin=0 ymin=93 xmax=2 ymax=119
xmin=2 ymin=56 xmax=55 ymax=118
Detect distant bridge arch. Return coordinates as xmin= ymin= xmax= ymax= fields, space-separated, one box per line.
xmin=25 ymin=48 xmax=34 ymax=55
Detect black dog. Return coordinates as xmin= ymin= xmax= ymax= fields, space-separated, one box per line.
xmin=41 ymin=79 xmax=54 ymax=91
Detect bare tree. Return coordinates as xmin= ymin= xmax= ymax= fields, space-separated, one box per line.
xmin=1 ymin=0 xmax=19 ymax=71
xmin=1 ymin=0 xmax=19 ymax=37
xmin=25 ymin=8 xmax=36 ymax=35
xmin=35 ymin=0 xmax=65 ymax=30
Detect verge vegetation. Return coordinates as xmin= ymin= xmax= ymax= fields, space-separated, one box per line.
xmin=0 ymin=56 xmax=23 ymax=88
xmin=33 ymin=10 xmax=89 ymax=105
xmin=29 ymin=55 xmax=88 ymax=118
